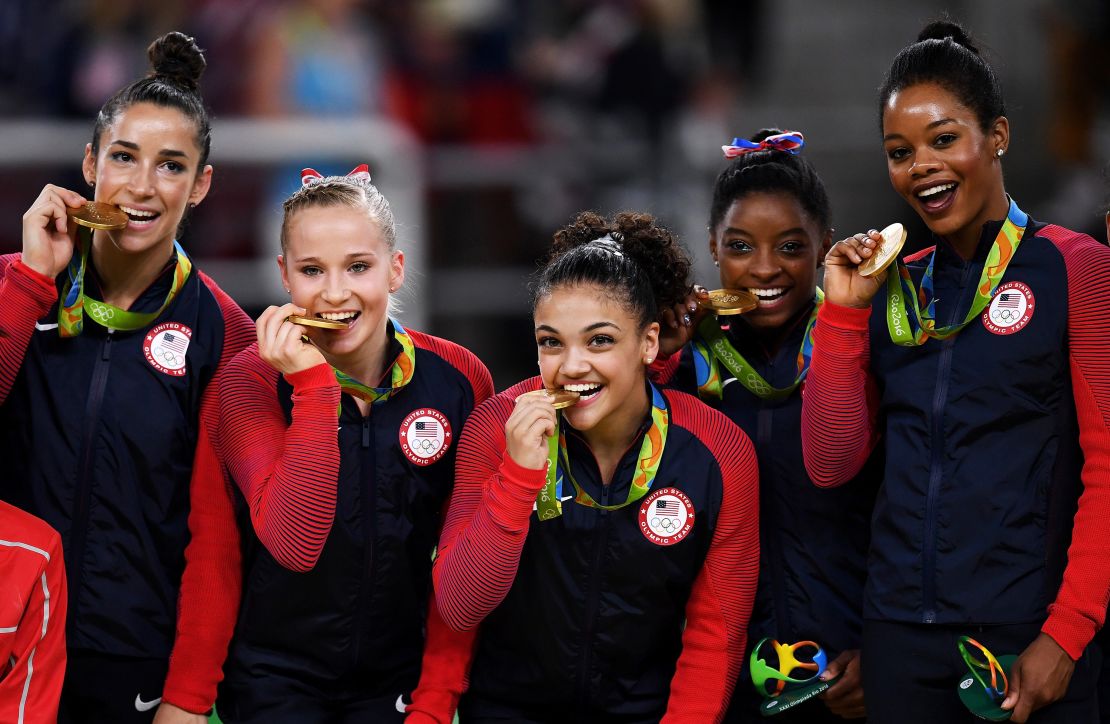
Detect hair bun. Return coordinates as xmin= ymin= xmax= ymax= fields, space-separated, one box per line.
xmin=917 ymin=20 xmax=979 ymax=54
xmin=748 ymin=127 xmax=785 ymax=144
xmin=147 ymin=31 xmax=206 ymax=92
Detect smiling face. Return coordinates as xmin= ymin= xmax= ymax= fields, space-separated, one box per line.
xmin=709 ymin=192 xmax=828 ymax=333
xmin=882 ymin=82 xmax=1009 ymax=248
xmin=534 ymin=283 xmax=659 ymax=444
xmin=82 ymin=102 xmax=211 ymax=255
xmin=279 ymin=204 xmax=404 ymax=367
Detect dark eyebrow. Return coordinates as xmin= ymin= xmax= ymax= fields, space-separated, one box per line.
xmin=535 ymin=321 xmax=621 ymax=334
xmin=722 ymin=226 xmax=808 ymax=238
xmin=882 ymin=117 xmax=958 ymax=143
xmin=292 ymin=252 xmax=378 ymax=264
xmin=109 ymin=139 xmax=187 ymax=158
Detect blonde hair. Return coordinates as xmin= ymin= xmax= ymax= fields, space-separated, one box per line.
xmin=280 ymin=175 xmax=396 ymax=252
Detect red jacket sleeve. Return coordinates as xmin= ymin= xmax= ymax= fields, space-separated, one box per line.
xmin=663 ymin=396 xmax=760 ymax=724
xmin=0 ymin=256 xmax=58 ymax=405
xmin=433 ymin=391 xmax=546 ymax=631
xmin=406 ymin=349 xmax=493 ymax=723
xmin=162 ymin=282 xmax=255 ymax=713
xmin=800 ymin=301 xmax=882 ymax=487
xmin=218 ymin=351 xmax=342 ymax=573
xmin=0 ymin=517 xmax=67 ymax=724
xmin=1039 ymin=227 xmax=1110 ymax=659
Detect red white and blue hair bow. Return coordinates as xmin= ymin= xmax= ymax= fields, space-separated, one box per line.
xmin=300 ymin=164 xmax=372 ymax=187
xmin=722 ymin=132 xmax=805 ymax=159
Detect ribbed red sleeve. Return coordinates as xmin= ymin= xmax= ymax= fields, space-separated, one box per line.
xmin=0 ymin=255 xmax=58 ymax=405
xmin=800 ymin=301 xmax=881 ymax=487
xmin=1038 ymin=227 xmax=1110 ymax=659
xmin=663 ymin=393 xmax=760 ymax=724
xmin=406 ymin=343 xmax=492 ymax=723
xmin=650 ymin=350 xmax=682 ymax=385
xmin=218 ymin=348 xmax=342 ymax=573
xmin=0 ymin=509 xmax=67 ymax=724
xmin=162 ymin=281 xmax=255 ymax=713
xmin=434 ymin=383 xmax=546 ymax=631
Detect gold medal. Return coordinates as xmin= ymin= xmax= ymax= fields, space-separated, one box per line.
xmin=515 ymin=387 xmax=581 ymax=409
xmin=66 ymin=202 xmax=129 ymax=231
xmin=699 ymin=288 xmax=759 ymax=315
xmin=858 ymin=223 xmax=907 ymax=278
xmin=287 ymin=314 xmax=350 ymax=330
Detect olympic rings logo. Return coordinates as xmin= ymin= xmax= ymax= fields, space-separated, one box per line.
xmin=746 ymin=374 xmax=772 ymax=395
xmin=416 ymin=438 xmax=440 ymax=454
xmin=154 ymin=346 xmax=183 ymax=366
xmin=89 ymin=305 xmax=115 ymax=322
xmin=651 ymin=516 xmax=679 ymax=532
xmin=991 ymin=307 xmax=1020 ymax=323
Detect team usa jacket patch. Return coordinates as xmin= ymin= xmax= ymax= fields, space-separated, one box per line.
xmin=638 ymin=487 xmax=695 ymax=546
xmin=143 ymin=322 xmax=192 ymax=376
xmin=399 ymin=408 xmax=452 ymax=466
xmin=982 ymin=281 xmax=1035 ymax=336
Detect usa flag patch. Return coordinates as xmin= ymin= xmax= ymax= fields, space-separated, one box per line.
xmin=399 ymin=408 xmax=452 ymax=466
xmin=638 ymin=487 xmax=695 ymax=546
xmin=982 ymin=281 xmax=1034 ymax=336
xmin=143 ymin=322 xmax=192 ymax=377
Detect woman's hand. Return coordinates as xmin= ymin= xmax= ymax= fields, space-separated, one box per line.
xmin=819 ymin=648 xmax=866 ymax=719
xmin=823 ymin=231 xmax=887 ymax=309
xmin=152 ymin=702 xmax=208 ymax=724
xmin=504 ymin=393 xmax=558 ymax=473
xmin=657 ymin=285 xmax=710 ymax=359
xmin=1000 ymin=633 xmax=1075 ymax=723
xmin=256 ymin=303 xmax=327 ymax=375
xmin=21 ymin=184 xmax=86 ymax=278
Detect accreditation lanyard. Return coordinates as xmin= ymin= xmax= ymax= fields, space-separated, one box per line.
xmin=331 ymin=318 xmax=416 ymax=406
xmin=534 ymin=383 xmax=669 ymax=521
xmin=58 ymin=237 xmax=192 ymax=337
xmin=691 ymin=289 xmax=823 ymax=401
xmin=886 ymin=198 xmax=1028 ymax=347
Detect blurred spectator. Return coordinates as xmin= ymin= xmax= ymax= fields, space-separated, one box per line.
xmin=1038 ymin=0 xmax=1110 ymax=237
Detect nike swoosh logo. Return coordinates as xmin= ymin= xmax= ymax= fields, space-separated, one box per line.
xmin=532 ymin=494 xmax=575 ymax=511
xmin=395 ymin=694 xmax=408 ymax=713
xmin=134 ymin=695 xmax=162 ymax=712
xmin=34 ymin=322 xmax=58 ymax=331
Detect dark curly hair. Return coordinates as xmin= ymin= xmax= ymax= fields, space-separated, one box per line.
xmin=532 ymin=211 xmax=691 ymax=329
xmin=91 ymin=32 xmax=212 ymax=167
xmin=708 ymin=128 xmax=831 ymax=233
xmin=879 ymin=20 xmax=1004 ymax=132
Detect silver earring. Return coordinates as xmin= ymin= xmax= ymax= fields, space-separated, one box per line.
xmin=996 ymin=148 xmax=1005 ymax=158
xmin=644 ymin=357 xmax=654 ymax=365
xmin=284 ymin=288 xmax=290 ymax=295
xmin=713 ymin=260 xmax=719 ymax=267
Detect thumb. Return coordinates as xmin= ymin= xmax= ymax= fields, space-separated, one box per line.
xmin=1001 ymin=658 xmax=1022 ymax=710
xmin=820 ymin=651 xmax=846 ymax=681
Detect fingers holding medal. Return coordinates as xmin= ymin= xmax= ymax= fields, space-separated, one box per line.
xmin=22 ymin=184 xmax=93 ymax=278
xmin=257 ymin=302 xmax=327 ymax=375
xmin=824 ymin=223 xmax=906 ymax=309
xmin=506 ymin=388 xmax=578 ymax=472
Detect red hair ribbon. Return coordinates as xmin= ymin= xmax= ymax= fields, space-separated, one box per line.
xmin=300 ymin=164 xmax=372 ymax=187
xmin=722 ymin=132 xmax=805 ymax=159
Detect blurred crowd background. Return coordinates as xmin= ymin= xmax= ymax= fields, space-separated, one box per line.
xmin=0 ymin=0 xmax=1107 ymax=387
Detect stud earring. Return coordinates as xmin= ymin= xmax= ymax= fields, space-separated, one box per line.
xmin=644 ymin=357 xmax=654 ymax=365
xmin=87 ymin=180 xmax=95 ymax=189
xmin=996 ymin=148 xmax=1005 ymax=158
xmin=713 ymin=260 xmax=719 ymax=267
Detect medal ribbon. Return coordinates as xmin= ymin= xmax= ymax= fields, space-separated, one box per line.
xmin=331 ymin=318 xmax=416 ymax=406
xmin=957 ymin=636 xmax=1008 ymax=702
xmin=535 ymin=383 xmax=668 ymax=520
xmin=691 ymin=290 xmax=823 ymax=401
xmin=58 ymin=235 xmax=192 ymax=337
xmin=886 ymin=198 xmax=1028 ymax=346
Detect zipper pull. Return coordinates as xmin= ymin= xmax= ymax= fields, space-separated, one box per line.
xmin=102 ymin=329 xmax=114 ymax=361
xmin=361 ymin=417 xmax=371 ymax=448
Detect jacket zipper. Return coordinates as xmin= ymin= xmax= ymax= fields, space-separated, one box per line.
xmin=758 ymin=404 xmax=792 ymax=637
xmin=66 ymin=330 xmax=114 ymax=633
xmin=576 ymin=480 xmax=611 ymax=714
xmin=353 ymin=412 xmax=374 ymax=665
xmin=921 ymin=262 xmax=974 ymax=623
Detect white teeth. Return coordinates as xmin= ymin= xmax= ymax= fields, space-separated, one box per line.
xmin=563 ymin=383 xmax=601 ymax=393
xmin=118 ymin=205 xmax=158 ymax=218
xmin=917 ymin=183 xmax=955 ymax=198
xmin=748 ymin=288 xmax=786 ymax=298
xmin=320 ymin=311 xmax=358 ymax=320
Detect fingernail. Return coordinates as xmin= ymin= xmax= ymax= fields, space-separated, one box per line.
xmin=688 ymin=302 xmax=697 ymax=312
xmin=683 ymin=314 xmax=691 ymax=326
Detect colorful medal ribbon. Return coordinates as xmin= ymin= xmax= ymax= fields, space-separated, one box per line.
xmin=331 ymin=318 xmax=416 ymax=406
xmin=690 ymin=290 xmax=823 ymax=401
xmin=886 ymin=198 xmax=1028 ymax=347
xmin=535 ymin=383 xmax=668 ymax=520
xmin=58 ymin=236 xmax=192 ymax=337
xmin=957 ymin=636 xmax=1009 ymax=702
